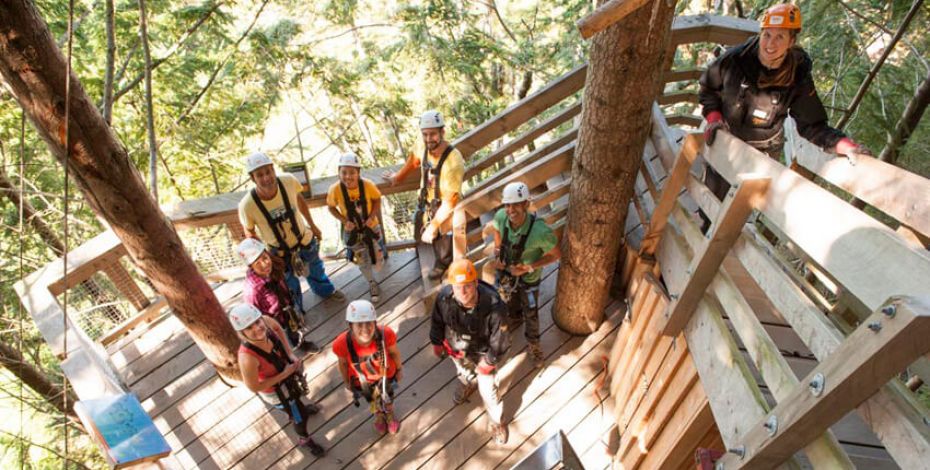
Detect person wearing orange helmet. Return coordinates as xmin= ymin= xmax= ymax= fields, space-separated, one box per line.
xmin=429 ymin=259 xmax=510 ymax=444
xmin=699 ymin=3 xmax=870 ymax=197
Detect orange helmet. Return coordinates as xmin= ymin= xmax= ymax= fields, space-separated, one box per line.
xmin=447 ymin=259 xmax=478 ymax=285
xmin=761 ymin=3 xmax=802 ymax=30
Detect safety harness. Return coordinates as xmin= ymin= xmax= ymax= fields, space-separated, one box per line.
xmin=242 ymin=330 xmax=309 ymax=425
xmin=414 ymin=145 xmax=455 ymax=237
xmin=441 ymin=281 xmax=497 ymax=356
xmin=345 ymin=328 xmax=392 ymax=411
xmin=339 ymin=181 xmax=378 ymax=264
xmin=251 ymin=178 xmax=309 ymax=276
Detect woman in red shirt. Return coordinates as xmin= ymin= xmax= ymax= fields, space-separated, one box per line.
xmin=333 ymin=300 xmax=403 ymax=434
xmin=231 ymin=303 xmax=325 ymax=455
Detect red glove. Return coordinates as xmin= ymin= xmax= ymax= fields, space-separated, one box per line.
xmin=432 ymin=344 xmax=446 ymax=358
xmin=834 ymin=137 xmax=872 ymax=157
xmin=703 ymin=111 xmax=725 ymax=146
xmin=476 ymin=362 xmax=495 ymax=375
xmin=442 ymin=339 xmax=464 ymax=359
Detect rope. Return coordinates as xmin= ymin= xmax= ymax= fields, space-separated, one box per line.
xmin=18 ymin=105 xmax=26 ymax=470
xmin=62 ymin=0 xmax=74 ymax=466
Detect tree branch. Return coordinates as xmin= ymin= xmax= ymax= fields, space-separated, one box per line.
xmin=878 ymin=69 xmax=930 ymax=163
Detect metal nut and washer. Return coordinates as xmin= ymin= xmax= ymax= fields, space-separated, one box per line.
xmin=728 ymin=446 xmax=746 ymax=459
xmin=809 ymin=373 xmax=825 ymax=397
xmin=881 ymin=304 xmax=896 ymax=318
xmin=764 ymin=415 xmax=778 ymax=436
xmin=867 ymin=321 xmax=882 ymax=332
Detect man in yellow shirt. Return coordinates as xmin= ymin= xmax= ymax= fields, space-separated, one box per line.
xmin=383 ymin=110 xmax=465 ymax=279
xmin=326 ymin=153 xmax=388 ymax=302
xmin=238 ymin=152 xmax=345 ymax=313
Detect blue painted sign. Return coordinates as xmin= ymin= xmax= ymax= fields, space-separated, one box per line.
xmin=74 ymin=394 xmax=171 ymax=468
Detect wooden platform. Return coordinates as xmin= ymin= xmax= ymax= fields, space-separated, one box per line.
xmin=110 ymin=250 xmax=620 ymax=469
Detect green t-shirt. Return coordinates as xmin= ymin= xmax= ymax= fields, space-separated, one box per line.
xmin=492 ymin=209 xmax=558 ymax=284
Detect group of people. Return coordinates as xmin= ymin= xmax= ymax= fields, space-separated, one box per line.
xmin=223 ymin=2 xmax=864 ymax=456
xmin=227 ymin=109 xmax=560 ymax=453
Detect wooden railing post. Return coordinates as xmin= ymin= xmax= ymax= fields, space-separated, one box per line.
xmin=101 ymin=262 xmax=150 ymax=311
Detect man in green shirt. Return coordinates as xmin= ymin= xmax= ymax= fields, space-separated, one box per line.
xmin=486 ymin=181 xmax=561 ymax=366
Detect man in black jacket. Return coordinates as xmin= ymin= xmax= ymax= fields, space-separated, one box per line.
xmin=430 ymin=259 xmax=510 ymax=444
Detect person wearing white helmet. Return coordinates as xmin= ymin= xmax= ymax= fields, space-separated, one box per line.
xmin=231 ymin=303 xmax=325 ymax=456
xmin=485 ymin=181 xmax=560 ymax=367
xmin=382 ymin=110 xmax=465 ymax=279
xmin=332 ymin=300 xmax=403 ymax=435
xmin=326 ymin=153 xmax=388 ymax=302
xmin=238 ymin=152 xmax=345 ymax=313
xmin=238 ymin=238 xmax=320 ymax=354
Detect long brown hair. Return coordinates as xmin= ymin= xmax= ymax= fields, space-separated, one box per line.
xmin=758 ymin=30 xmax=801 ymax=89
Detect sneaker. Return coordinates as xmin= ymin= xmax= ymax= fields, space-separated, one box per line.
xmin=528 ymin=342 xmax=544 ymax=367
xmin=374 ymin=413 xmax=387 ymax=435
xmin=327 ymin=289 xmax=347 ymax=302
xmin=490 ymin=421 xmax=509 ymax=445
xmin=428 ymin=266 xmax=446 ymax=280
xmin=305 ymin=402 xmax=321 ymax=415
xmin=298 ymin=436 xmax=325 ymax=456
xmin=370 ymin=281 xmax=381 ymax=303
xmin=299 ymin=339 xmax=321 ymax=355
xmin=453 ymin=381 xmax=477 ymax=405
xmin=387 ymin=412 xmax=400 ymax=434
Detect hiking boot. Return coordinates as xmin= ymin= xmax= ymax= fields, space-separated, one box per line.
xmin=452 ymin=381 xmax=477 ymax=405
xmin=527 ymin=342 xmax=544 ymax=367
xmin=428 ymin=266 xmax=446 ymax=280
xmin=374 ymin=412 xmax=387 ymax=435
xmin=299 ymin=436 xmax=325 ymax=456
xmin=370 ymin=281 xmax=381 ymax=303
xmin=327 ymin=289 xmax=347 ymax=302
xmin=490 ymin=421 xmax=509 ymax=445
xmin=299 ymin=339 xmax=321 ymax=355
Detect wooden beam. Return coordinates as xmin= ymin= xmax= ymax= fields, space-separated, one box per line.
xmin=663 ymin=69 xmax=704 ymax=83
xmin=576 ymin=0 xmax=651 ymax=39
xmin=790 ymin=136 xmax=930 ymax=239
xmin=658 ymin=91 xmax=699 ymax=106
xmin=706 ymin=131 xmax=930 ymax=316
xmin=464 ymin=102 xmax=581 ymax=181
xmin=718 ymin=296 xmax=930 ymax=469
xmin=662 ymin=176 xmax=770 ymax=337
xmin=670 ymin=14 xmax=759 ymax=47
xmin=639 ymin=133 xmax=702 ymax=256
xmin=454 ymin=64 xmax=587 ymax=157
xmin=101 ymin=262 xmax=150 ymax=311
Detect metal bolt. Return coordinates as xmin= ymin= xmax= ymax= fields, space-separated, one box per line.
xmin=764 ymin=415 xmax=778 ymax=436
xmin=808 ymin=373 xmax=825 ymax=397
xmin=923 ymin=416 xmax=930 ymax=427
xmin=881 ymin=304 xmax=897 ymax=318
xmin=867 ymin=321 xmax=882 ymax=332
xmin=727 ymin=446 xmax=745 ymax=459
xmin=670 ymin=294 xmax=679 ymax=301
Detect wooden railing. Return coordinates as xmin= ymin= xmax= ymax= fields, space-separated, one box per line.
xmin=613 ymin=105 xmax=930 ymax=469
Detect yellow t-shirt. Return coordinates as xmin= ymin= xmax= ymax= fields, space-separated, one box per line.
xmin=238 ymin=173 xmax=312 ymax=249
xmin=326 ymin=178 xmax=382 ymax=225
xmin=412 ymin=140 xmax=465 ymax=202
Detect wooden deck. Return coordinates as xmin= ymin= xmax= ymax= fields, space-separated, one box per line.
xmin=107 ymin=249 xmax=620 ymax=469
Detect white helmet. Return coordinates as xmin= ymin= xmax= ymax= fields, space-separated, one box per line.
xmin=501 ymin=181 xmax=530 ymax=204
xmin=229 ymin=304 xmax=262 ymax=331
xmin=237 ymin=238 xmax=266 ymax=266
xmin=245 ymin=152 xmax=273 ymax=174
xmin=338 ymin=152 xmax=362 ymax=168
xmin=419 ymin=110 xmax=444 ymax=129
xmin=346 ymin=299 xmax=377 ymax=323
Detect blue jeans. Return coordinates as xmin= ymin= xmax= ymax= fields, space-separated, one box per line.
xmin=277 ymin=239 xmax=336 ymax=312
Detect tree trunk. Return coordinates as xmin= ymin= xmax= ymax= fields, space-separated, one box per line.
xmin=102 ymin=0 xmax=115 ymax=124
xmin=878 ymin=69 xmax=930 ymax=164
xmin=552 ymin=0 xmax=677 ymax=335
xmin=0 ymin=0 xmax=241 ymax=380
xmin=0 ymin=339 xmax=78 ymax=420
xmin=138 ymin=0 xmax=158 ymax=199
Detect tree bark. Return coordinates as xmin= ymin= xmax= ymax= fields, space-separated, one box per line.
xmin=878 ymin=69 xmax=930 ymax=164
xmin=0 ymin=339 xmax=77 ymax=419
xmin=0 ymin=0 xmax=241 ymax=380
xmin=553 ymin=0 xmax=677 ymax=334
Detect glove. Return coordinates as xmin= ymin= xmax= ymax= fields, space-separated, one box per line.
xmin=432 ymin=344 xmax=446 ymax=358
xmin=703 ymin=111 xmax=726 ymax=146
xmin=476 ymin=362 xmax=495 ymax=375
xmin=834 ymin=137 xmax=873 ymax=157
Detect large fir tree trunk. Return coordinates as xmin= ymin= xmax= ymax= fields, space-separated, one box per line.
xmin=0 ymin=0 xmax=241 ymax=380
xmin=553 ymin=0 xmax=677 ymax=334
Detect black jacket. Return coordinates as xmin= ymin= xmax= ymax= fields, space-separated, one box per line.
xmin=699 ymin=37 xmax=845 ymax=153
xmin=429 ymin=281 xmax=509 ymax=365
